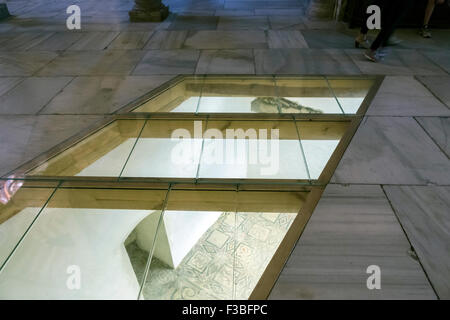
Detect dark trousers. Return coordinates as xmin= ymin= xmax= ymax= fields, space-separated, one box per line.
xmin=370 ymin=0 xmax=414 ymax=50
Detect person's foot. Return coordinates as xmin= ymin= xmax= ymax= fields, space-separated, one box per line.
xmin=420 ymin=26 xmax=432 ymax=38
xmin=364 ymin=49 xmax=380 ymax=62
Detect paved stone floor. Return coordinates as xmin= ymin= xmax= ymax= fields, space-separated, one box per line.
xmin=0 ymin=0 xmax=449 ymax=299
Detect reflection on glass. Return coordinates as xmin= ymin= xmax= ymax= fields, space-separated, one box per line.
xmin=301 ymin=140 xmax=339 ymax=179
xmin=29 ymin=120 xmax=145 ymax=177
xmin=276 ymin=78 xmax=343 ymax=114
xmin=139 ymin=190 xmax=305 ymax=300
xmin=197 ymin=77 xmax=278 ymax=113
xmin=121 ymin=120 xmax=206 ymax=178
xmin=0 ymin=188 xmax=167 ymax=299
xmin=198 ymin=120 xmax=306 ymax=179
xmin=0 ymin=187 xmax=54 ymax=268
xmin=328 ymin=79 xmax=373 ymax=114
xmin=297 ymin=121 xmax=349 ymax=179
xmin=133 ymin=78 xmax=203 ymax=113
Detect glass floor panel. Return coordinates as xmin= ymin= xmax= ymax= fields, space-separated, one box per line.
xmin=29 ymin=120 xmax=146 ymax=177
xmin=23 ymin=118 xmax=349 ymax=182
xmin=131 ymin=76 xmax=374 ymax=115
xmin=0 ymin=187 xmax=167 ymax=299
xmin=0 ymin=75 xmax=380 ymax=300
xmin=0 ymin=187 xmax=305 ymax=300
xmin=327 ymin=78 xmax=374 ymax=114
xmin=0 ymin=186 xmax=55 ymax=269
xmin=138 ymin=189 xmax=306 ymax=300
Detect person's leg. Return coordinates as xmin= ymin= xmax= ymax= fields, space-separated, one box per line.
xmin=370 ymin=1 xmax=397 ymax=51
xmin=365 ymin=0 xmax=410 ymax=61
xmin=356 ymin=0 xmax=373 ymax=48
xmin=421 ymin=0 xmax=445 ymax=38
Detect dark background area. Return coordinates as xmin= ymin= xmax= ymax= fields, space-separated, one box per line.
xmin=344 ymin=0 xmax=450 ymax=29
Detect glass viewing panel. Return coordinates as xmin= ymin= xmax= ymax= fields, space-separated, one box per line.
xmin=0 ymin=187 xmax=167 ymax=299
xmin=0 ymin=187 xmax=54 ymax=269
xmin=29 ymin=120 xmax=146 ymax=177
xmin=131 ymin=77 xmax=373 ymax=115
xmin=327 ymin=79 xmax=373 ymax=114
xmin=139 ymin=189 xmax=306 ymax=300
xmin=25 ymin=119 xmax=349 ymax=181
xmin=0 ymin=188 xmax=305 ymax=300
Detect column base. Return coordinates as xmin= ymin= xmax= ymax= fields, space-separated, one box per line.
xmin=0 ymin=3 xmax=11 ymax=21
xmin=129 ymin=4 xmax=169 ymax=22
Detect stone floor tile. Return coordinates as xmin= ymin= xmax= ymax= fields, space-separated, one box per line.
xmin=384 ymin=185 xmax=450 ymax=299
xmin=37 ymin=50 xmax=145 ymax=76
xmin=332 ymin=116 xmax=450 ymax=185
xmin=267 ymin=30 xmax=308 ymax=48
xmin=0 ymin=77 xmax=73 ymax=114
xmin=183 ymin=30 xmax=267 ymax=49
xmin=416 ymin=117 xmax=450 ymax=157
xmin=0 ymin=51 xmax=58 ymax=76
xmin=254 ymin=48 xmax=360 ymax=74
xmin=195 ymin=49 xmax=255 ymax=74
xmin=416 ymin=75 xmax=450 ymax=108
xmin=217 ymin=16 xmax=269 ymax=30
xmin=106 ymin=31 xmax=153 ymax=50
xmin=270 ymin=184 xmax=436 ymax=300
xmin=144 ymin=30 xmax=188 ymax=49
xmin=367 ymin=76 xmax=450 ymax=116
xmin=167 ymin=15 xmax=218 ymax=30
xmin=67 ymin=31 xmax=120 ymax=50
xmin=132 ymin=49 xmax=200 ymax=75
xmin=40 ymin=75 xmax=174 ymax=114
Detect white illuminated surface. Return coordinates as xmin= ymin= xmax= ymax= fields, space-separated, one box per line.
xmin=301 ymin=140 xmax=339 ymax=179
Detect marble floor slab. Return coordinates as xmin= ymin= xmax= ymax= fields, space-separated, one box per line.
xmin=367 ymin=76 xmax=450 ymax=116
xmin=0 ymin=51 xmax=58 ymax=76
xmin=214 ymin=9 xmax=255 ymax=16
xmin=416 ymin=76 xmax=450 ymax=108
xmin=217 ymin=16 xmax=269 ymax=30
xmin=421 ymin=50 xmax=450 ymax=74
xmin=195 ymin=49 xmax=255 ymax=74
xmin=40 ymin=75 xmax=174 ymax=114
xmin=0 ymin=77 xmax=23 ymax=96
xmin=268 ymin=16 xmax=306 ymax=30
xmin=332 ymin=116 xmax=450 ymax=185
xmin=255 ymin=9 xmax=305 ymax=16
xmin=395 ymin=29 xmax=450 ymax=51
xmin=416 ymin=117 xmax=450 ymax=157
xmin=346 ymin=49 xmax=447 ymax=76
xmin=106 ymin=31 xmax=154 ymax=50
xmin=27 ymin=32 xmax=85 ymax=51
xmin=270 ymin=184 xmax=436 ymax=300
xmin=168 ymin=15 xmax=219 ymax=30
xmin=301 ymin=29 xmax=354 ymax=49
xmin=267 ymin=30 xmax=308 ymax=49
xmin=37 ymin=50 xmax=145 ymax=76
xmin=132 ymin=50 xmax=200 ymax=75
xmin=0 ymin=31 xmax=54 ymax=50
xmin=144 ymin=31 xmax=188 ymax=49
xmin=224 ymin=1 xmax=302 ymax=10
xmin=0 ymin=77 xmax=73 ymax=114
xmin=254 ymin=49 xmax=360 ymax=74
xmin=183 ymin=30 xmax=267 ymax=49
xmin=0 ymin=115 xmax=104 ymax=176
xmin=66 ymin=31 xmax=120 ymax=50
xmin=384 ymin=185 xmax=450 ymax=299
